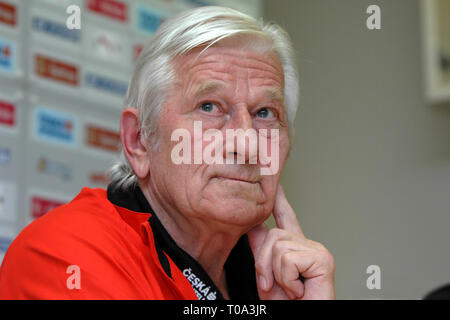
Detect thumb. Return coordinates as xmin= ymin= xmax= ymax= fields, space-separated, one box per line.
xmin=247 ymin=224 xmax=268 ymax=255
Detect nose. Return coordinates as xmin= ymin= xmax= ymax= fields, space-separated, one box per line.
xmin=232 ymin=107 xmax=253 ymax=131
xmin=223 ymin=107 xmax=258 ymax=164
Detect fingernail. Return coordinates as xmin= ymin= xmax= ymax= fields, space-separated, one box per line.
xmin=259 ymin=275 xmax=268 ymax=291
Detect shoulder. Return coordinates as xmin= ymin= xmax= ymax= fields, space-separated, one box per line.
xmin=0 ymin=188 xmax=149 ymax=299
xmin=14 ymin=188 xmax=124 ymax=254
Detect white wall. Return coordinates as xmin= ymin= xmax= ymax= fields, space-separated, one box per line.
xmin=264 ymin=0 xmax=450 ymax=299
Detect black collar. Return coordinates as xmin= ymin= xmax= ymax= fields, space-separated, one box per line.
xmin=107 ymin=184 xmax=259 ymax=300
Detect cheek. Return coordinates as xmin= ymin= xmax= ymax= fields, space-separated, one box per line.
xmin=258 ymin=134 xmax=288 ymax=212
xmin=151 ymin=118 xmax=205 ymax=195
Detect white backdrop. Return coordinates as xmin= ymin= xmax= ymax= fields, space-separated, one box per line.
xmin=0 ymin=0 xmax=262 ymax=263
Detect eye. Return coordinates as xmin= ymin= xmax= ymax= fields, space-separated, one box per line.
xmin=256 ymin=107 xmax=275 ymax=119
xmin=199 ymin=102 xmax=220 ymax=114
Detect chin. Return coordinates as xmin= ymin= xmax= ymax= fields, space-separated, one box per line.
xmin=201 ymin=198 xmax=269 ymax=228
xmin=197 ymin=178 xmax=271 ymax=227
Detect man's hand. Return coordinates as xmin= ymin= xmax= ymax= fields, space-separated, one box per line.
xmin=247 ymin=185 xmax=335 ymax=300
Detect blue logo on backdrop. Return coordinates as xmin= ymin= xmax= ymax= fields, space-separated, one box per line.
xmin=185 ymin=0 xmax=211 ymax=7
xmin=32 ymin=16 xmax=81 ymax=43
xmin=38 ymin=157 xmax=72 ymax=181
xmin=0 ymin=147 xmax=11 ymax=165
xmin=34 ymin=107 xmax=77 ymax=147
xmin=0 ymin=237 xmax=12 ymax=253
xmin=135 ymin=5 xmax=167 ymax=35
xmin=0 ymin=37 xmax=16 ymax=74
xmin=85 ymin=73 xmax=128 ymax=97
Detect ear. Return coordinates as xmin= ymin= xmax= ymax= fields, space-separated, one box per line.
xmin=120 ymin=107 xmax=150 ymax=179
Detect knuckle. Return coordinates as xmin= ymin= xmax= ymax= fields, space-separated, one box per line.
xmin=318 ymin=243 xmax=329 ymax=254
xmin=278 ymin=253 xmax=296 ymax=288
xmin=309 ymin=240 xmax=329 ymax=255
xmin=307 ymin=240 xmax=335 ymax=271
xmin=322 ymin=247 xmax=334 ymax=262
xmin=267 ymin=228 xmax=283 ymax=240
xmin=308 ymin=239 xmax=325 ymax=251
xmin=272 ymin=239 xmax=285 ymax=253
xmin=280 ymin=251 xmax=292 ymax=266
xmin=317 ymin=246 xmax=335 ymax=271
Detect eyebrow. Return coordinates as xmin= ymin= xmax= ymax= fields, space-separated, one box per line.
xmin=191 ymin=81 xmax=226 ymax=98
xmin=264 ymin=87 xmax=285 ymax=103
xmin=191 ymin=81 xmax=285 ymax=103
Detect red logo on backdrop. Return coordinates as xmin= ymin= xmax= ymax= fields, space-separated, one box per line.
xmin=87 ymin=0 xmax=127 ymax=22
xmin=1 ymin=44 xmax=10 ymax=58
xmin=89 ymin=172 xmax=109 ymax=185
xmin=0 ymin=2 xmax=16 ymax=26
xmin=86 ymin=124 xmax=120 ymax=153
xmin=0 ymin=101 xmax=15 ymax=127
xmin=35 ymin=54 xmax=79 ymax=86
xmin=31 ymin=196 xmax=65 ymax=219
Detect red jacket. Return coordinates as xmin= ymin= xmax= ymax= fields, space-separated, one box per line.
xmin=0 ymin=188 xmax=198 ymax=299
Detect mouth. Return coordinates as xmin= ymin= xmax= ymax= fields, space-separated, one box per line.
xmin=213 ymin=176 xmax=260 ymax=185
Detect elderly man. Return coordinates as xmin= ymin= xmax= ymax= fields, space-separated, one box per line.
xmin=0 ymin=6 xmax=334 ymax=300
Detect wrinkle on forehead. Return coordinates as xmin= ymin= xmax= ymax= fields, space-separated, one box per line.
xmin=173 ymin=46 xmax=285 ymax=99
xmin=177 ymin=46 xmax=282 ymax=76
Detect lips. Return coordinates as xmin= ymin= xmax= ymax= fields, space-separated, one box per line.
xmin=212 ymin=174 xmax=261 ymax=184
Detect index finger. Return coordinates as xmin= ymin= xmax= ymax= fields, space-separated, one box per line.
xmin=273 ymin=185 xmax=305 ymax=237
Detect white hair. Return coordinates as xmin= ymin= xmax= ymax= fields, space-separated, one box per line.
xmin=108 ymin=6 xmax=299 ymax=190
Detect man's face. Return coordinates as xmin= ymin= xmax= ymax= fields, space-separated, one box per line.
xmin=145 ymin=45 xmax=290 ymax=229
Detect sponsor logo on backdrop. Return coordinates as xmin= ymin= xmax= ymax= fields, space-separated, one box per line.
xmin=185 ymin=0 xmax=211 ymax=7
xmin=85 ymin=72 xmax=127 ymax=97
xmin=135 ymin=5 xmax=167 ymax=35
xmin=87 ymin=27 xmax=128 ymax=63
xmin=0 ymin=237 xmax=12 ymax=254
xmin=0 ymin=37 xmax=15 ymax=74
xmin=87 ymin=0 xmax=127 ymax=22
xmin=35 ymin=54 xmax=79 ymax=86
xmin=31 ymin=195 xmax=65 ymax=219
xmin=0 ymin=180 xmax=17 ymax=223
xmin=89 ymin=172 xmax=109 ymax=185
xmin=0 ymin=147 xmax=10 ymax=165
xmin=40 ymin=0 xmax=82 ymax=8
xmin=32 ymin=16 xmax=81 ymax=43
xmin=37 ymin=157 xmax=72 ymax=181
xmin=34 ymin=107 xmax=77 ymax=147
xmin=86 ymin=124 xmax=120 ymax=153
xmin=0 ymin=1 xmax=16 ymax=27
xmin=0 ymin=100 xmax=15 ymax=127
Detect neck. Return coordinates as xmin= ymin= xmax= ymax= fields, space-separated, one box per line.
xmin=140 ymin=182 xmax=243 ymax=299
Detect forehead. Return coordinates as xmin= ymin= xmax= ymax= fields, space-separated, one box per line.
xmin=173 ymin=46 xmax=285 ymax=91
